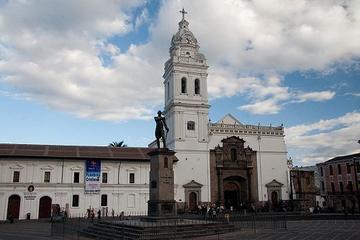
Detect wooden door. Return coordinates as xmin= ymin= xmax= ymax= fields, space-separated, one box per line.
xmin=189 ymin=192 xmax=197 ymax=210
xmin=7 ymin=195 xmax=21 ymax=219
xmin=39 ymin=196 xmax=52 ymax=218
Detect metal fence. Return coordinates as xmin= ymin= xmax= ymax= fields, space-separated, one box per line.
xmin=50 ymin=212 xmax=287 ymax=240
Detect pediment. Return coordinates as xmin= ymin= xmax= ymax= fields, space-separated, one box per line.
xmin=126 ymin=167 xmax=137 ymax=172
xmin=70 ymin=165 xmax=83 ymax=171
xmin=221 ymin=136 xmax=246 ymax=144
xmin=9 ymin=164 xmax=24 ymax=170
xmin=40 ymin=165 xmax=54 ymax=170
xmin=265 ymin=179 xmax=284 ymax=188
xmin=183 ymin=180 xmax=203 ymax=188
xmin=217 ymin=114 xmax=242 ymax=125
xmin=102 ymin=166 xmax=111 ymax=171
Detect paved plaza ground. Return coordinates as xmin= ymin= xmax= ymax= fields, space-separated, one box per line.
xmin=0 ymin=219 xmax=359 ymax=239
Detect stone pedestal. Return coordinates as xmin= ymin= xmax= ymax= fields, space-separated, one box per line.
xmin=147 ymin=148 xmax=177 ymax=219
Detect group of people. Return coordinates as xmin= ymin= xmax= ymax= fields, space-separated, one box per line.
xmin=86 ymin=208 xmax=127 ymax=221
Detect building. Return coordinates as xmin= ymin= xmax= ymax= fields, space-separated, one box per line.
xmin=0 ymin=11 xmax=290 ymax=220
xmin=317 ymin=153 xmax=360 ymax=211
xmin=290 ymin=168 xmax=317 ymax=211
xmin=0 ymin=145 xmax=151 ymax=220
xmin=162 ymin=12 xmax=289 ymax=209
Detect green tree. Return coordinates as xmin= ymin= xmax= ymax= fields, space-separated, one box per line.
xmin=109 ymin=141 xmax=127 ymax=148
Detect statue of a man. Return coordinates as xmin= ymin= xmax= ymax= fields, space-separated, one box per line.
xmin=154 ymin=110 xmax=169 ymax=149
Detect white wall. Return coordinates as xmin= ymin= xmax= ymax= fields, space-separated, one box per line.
xmin=0 ymin=158 xmax=150 ymax=220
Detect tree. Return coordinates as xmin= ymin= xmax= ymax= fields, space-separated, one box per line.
xmin=109 ymin=141 xmax=127 ymax=148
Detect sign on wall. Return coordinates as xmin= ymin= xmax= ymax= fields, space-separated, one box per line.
xmin=85 ymin=159 xmax=101 ymax=194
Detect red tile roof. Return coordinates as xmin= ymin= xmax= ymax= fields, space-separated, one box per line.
xmin=0 ymin=144 xmax=152 ymax=161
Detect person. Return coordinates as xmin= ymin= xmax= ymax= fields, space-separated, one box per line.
xmin=90 ymin=209 xmax=95 ymax=222
xmin=119 ymin=211 xmax=124 ymax=221
xmin=97 ymin=209 xmax=101 ymax=220
xmin=111 ymin=209 xmax=115 ymax=218
xmin=154 ymin=111 xmax=169 ymax=149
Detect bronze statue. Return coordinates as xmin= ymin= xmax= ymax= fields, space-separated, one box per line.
xmin=154 ymin=110 xmax=169 ymax=149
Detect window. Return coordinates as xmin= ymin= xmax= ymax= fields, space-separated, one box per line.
xmin=331 ymin=182 xmax=335 ymax=193
xmin=329 ymin=165 xmax=333 ymax=175
xmin=320 ymin=167 xmax=323 ymax=176
xmin=181 ymin=77 xmax=187 ymax=94
xmin=44 ymin=171 xmax=51 ymax=183
xmin=72 ymin=195 xmax=79 ymax=207
xmin=194 ymin=79 xmax=200 ymax=94
xmin=321 ymin=181 xmax=325 ymax=192
xmin=13 ymin=171 xmax=20 ymax=183
xmin=346 ymin=163 xmax=351 ymax=174
xmin=73 ymin=172 xmax=80 ymax=183
xmin=102 ymin=172 xmax=108 ymax=183
xmin=164 ymin=157 xmax=168 ymax=168
xmin=187 ymin=121 xmax=195 ymax=130
xmin=129 ymin=173 xmax=135 ymax=184
xmin=231 ymin=149 xmax=237 ymax=161
xmin=339 ymin=182 xmax=344 ymax=193
xmin=356 ymin=162 xmax=360 ymax=173
xmin=101 ymin=194 xmax=107 ymax=206
xmin=337 ymin=164 xmax=342 ymax=174
xmin=347 ymin=181 xmax=353 ymax=193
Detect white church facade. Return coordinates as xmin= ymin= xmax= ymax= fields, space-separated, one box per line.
xmin=0 ymin=12 xmax=289 ymax=220
xmin=160 ymin=12 xmax=289 ymax=210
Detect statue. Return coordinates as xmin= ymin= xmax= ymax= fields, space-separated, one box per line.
xmin=154 ymin=110 xmax=169 ymax=149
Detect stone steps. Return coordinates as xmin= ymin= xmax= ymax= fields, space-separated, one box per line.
xmin=80 ymin=220 xmax=235 ymax=240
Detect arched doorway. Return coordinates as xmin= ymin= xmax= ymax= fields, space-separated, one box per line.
xmin=224 ymin=182 xmax=240 ymax=209
xmin=189 ymin=192 xmax=197 ymax=211
xmin=7 ymin=195 xmax=21 ymax=219
xmin=38 ymin=196 xmax=52 ymax=218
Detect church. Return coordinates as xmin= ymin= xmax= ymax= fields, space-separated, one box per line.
xmin=0 ymin=12 xmax=289 ymax=220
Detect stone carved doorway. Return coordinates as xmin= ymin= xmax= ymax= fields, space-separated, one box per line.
xmin=224 ymin=181 xmax=240 ymax=209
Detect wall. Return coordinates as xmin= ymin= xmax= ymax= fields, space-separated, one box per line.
xmin=0 ymin=158 xmax=150 ymax=220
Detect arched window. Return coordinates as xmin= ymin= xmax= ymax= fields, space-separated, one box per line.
xmin=195 ymin=79 xmax=200 ymax=94
xmin=181 ymin=77 xmax=187 ymax=94
xmin=187 ymin=121 xmax=195 ymax=130
xmin=231 ymin=148 xmax=237 ymax=161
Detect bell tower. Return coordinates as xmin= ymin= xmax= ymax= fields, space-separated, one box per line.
xmin=163 ymin=9 xmax=209 ymax=148
xmin=163 ymin=9 xmax=210 ymax=204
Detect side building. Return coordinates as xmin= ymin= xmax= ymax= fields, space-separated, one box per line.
xmin=317 ymin=153 xmax=360 ymax=212
xmin=0 ymin=144 xmax=150 ymax=220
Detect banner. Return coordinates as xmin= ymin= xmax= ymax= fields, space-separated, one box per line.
xmin=85 ymin=159 xmax=101 ymax=194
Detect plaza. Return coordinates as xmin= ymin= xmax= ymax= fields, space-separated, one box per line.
xmin=0 ymin=218 xmax=360 ymax=240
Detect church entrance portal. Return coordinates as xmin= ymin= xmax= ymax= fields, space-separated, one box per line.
xmin=38 ymin=196 xmax=52 ymax=218
xmin=7 ymin=195 xmax=21 ymax=219
xmin=224 ymin=177 xmax=246 ymax=209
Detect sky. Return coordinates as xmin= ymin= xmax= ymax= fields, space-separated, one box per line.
xmin=0 ymin=0 xmax=359 ymax=166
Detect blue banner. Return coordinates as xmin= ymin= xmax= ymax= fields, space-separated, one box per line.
xmin=85 ymin=159 xmax=101 ymax=194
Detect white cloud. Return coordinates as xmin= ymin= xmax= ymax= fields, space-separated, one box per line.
xmin=295 ymin=91 xmax=335 ymax=102
xmin=285 ymin=112 xmax=360 ymax=165
xmin=0 ymin=0 xmax=359 ymax=121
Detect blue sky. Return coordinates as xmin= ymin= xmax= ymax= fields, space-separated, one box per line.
xmin=0 ymin=0 xmax=359 ymax=166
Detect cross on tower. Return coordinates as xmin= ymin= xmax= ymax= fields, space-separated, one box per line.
xmin=180 ymin=8 xmax=187 ymax=20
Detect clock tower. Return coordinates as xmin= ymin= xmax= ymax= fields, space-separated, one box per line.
xmin=163 ymin=9 xmax=210 ymax=205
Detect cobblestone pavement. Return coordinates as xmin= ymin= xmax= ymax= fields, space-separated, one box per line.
xmin=0 ymin=219 xmax=359 ymax=240
xmin=194 ymin=220 xmax=360 ymax=240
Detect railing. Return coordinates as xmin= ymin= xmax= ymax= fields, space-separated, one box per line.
xmin=50 ymin=211 xmax=287 ymax=239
